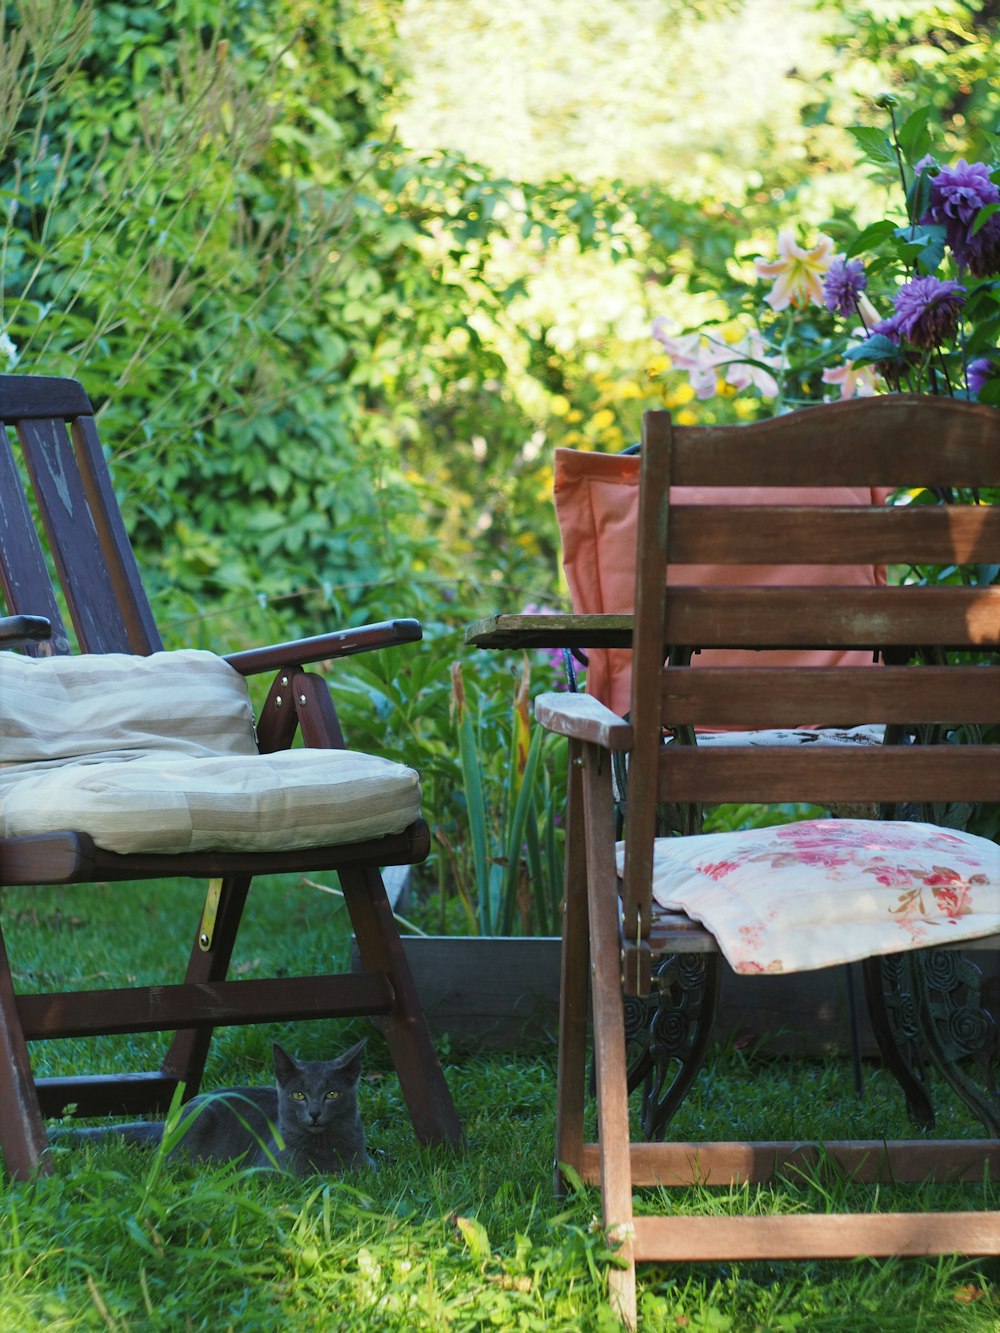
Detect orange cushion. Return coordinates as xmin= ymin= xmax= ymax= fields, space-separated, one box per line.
xmin=554 ymin=448 xmax=889 ymax=718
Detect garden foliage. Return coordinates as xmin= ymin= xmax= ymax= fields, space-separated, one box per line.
xmin=2 ymin=0 xmax=997 ymax=921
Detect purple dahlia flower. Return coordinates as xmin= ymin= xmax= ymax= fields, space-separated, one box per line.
xmin=892 ymin=276 xmax=966 ymax=349
xmin=871 ymin=312 xmax=903 ymax=344
xmin=968 ymin=356 xmax=997 ymax=401
xmin=822 ymin=255 xmax=868 ymax=316
xmin=920 ymin=158 xmax=1000 ymax=272
xmin=964 ymin=214 xmax=1000 ymax=278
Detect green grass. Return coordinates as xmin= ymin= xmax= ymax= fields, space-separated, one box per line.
xmin=1 ymin=879 xmax=998 ymax=1331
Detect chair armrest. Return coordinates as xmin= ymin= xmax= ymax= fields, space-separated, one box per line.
xmin=224 ymin=618 xmax=422 ymax=676
xmin=535 ymin=691 xmax=633 ymax=750
xmin=0 ymin=615 xmax=52 ymax=648
xmin=466 ymin=612 xmax=632 ymax=649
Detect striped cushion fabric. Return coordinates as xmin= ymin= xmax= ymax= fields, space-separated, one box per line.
xmin=0 ymin=651 xmax=421 ymax=855
xmin=1 ymin=649 xmax=258 ymax=762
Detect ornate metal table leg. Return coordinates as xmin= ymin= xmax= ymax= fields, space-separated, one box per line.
xmin=912 ymin=949 xmax=999 ymax=1136
xmin=862 ymin=952 xmax=936 ymax=1128
xmin=625 ymin=951 xmax=721 ymax=1141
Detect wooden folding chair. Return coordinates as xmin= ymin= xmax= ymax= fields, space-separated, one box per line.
xmin=552 ymin=439 xmax=898 ymax=1130
xmin=536 ymin=398 xmax=1000 ymax=1327
xmin=0 ymin=372 xmax=461 ymax=1179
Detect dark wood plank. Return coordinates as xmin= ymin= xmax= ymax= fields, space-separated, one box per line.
xmin=582 ymin=1140 xmax=1000 ymax=1188
xmin=0 ymin=821 xmax=431 ymax=886
xmin=17 ymin=973 xmax=395 ymax=1039
xmin=667 ymin=504 xmax=1000 ymax=566
xmin=657 ymin=744 xmax=1000 ymax=804
xmin=465 ymin=612 xmax=632 ymax=649
xmin=71 ymin=415 xmax=161 ymax=654
xmin=0 ymin=928 xmax=50 ymax=1177
xmin=648 ymin=910 xmax=999 ymax=956
xmin=660 ymin=666 xmax=1000 ymax=726
xmin=662 ymin=585 xmax=999 ymax=649
xmin=16 ymin=417 xmax=136 ymax=653
xmin=226 ymin=619 xmax=423 ymax=675
xmin=0 ymin=373 xmax=92 ymax=420
xmin=36 ymin=1072 xmax=178 ymax=1119
xmin=0 ymin=614 xmax=51 ymax=646
xmin=0 ymin=428 xmax=70 ymax=651
xmin=657 ymin=396 xmax=999 ymax=488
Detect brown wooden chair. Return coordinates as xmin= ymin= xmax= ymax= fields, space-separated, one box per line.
xmin=535 ymin=398 xmax=1000 ymax=1327
xmin=0 ymin=372 xmax=461 ymax=1179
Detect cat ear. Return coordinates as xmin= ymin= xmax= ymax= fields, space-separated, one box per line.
xmin=272 ymin=1042 xmax=300 ymax=1084
xmin=334 ymin=1037 xmax=367 ymax=1083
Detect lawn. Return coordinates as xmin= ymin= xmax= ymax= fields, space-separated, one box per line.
xmin=1 ymin=876 xmax=997 ymax=1332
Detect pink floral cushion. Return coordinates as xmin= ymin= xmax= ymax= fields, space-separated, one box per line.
xmin=616 ymin=819 xmax=999 ymax=975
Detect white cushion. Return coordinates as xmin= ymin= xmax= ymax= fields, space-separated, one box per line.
xmin=0 ymin=651 xmax=421 ymax=855
xmin=0 ymin=649 xmax=258 ymax=762
xmin=617 ymin=818 xmax=1000 ymax=975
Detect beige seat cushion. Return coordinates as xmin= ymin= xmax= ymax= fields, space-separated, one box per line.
xmin=0 ymin=650 xmax=421 ymax=855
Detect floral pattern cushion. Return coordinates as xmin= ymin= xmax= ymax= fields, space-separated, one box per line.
xmin=616 ymin=819 xmax=999 ymax=975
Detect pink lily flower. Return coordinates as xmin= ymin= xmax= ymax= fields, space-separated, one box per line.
xmin=821 ymin=361 xmax=879 ymax=399
xmin=754 ymin=230 xmax=836 ymax=310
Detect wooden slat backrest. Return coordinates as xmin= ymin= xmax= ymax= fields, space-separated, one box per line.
xmin=0 ymin=426 xmax=70 ymax=653
xmin=666 ymin=503 xmax=999 ymax=566
xmin=621 ymin=398 xmax=1000 ymax=948
xmin=660 ymin=585 xmax=999 ymax=650
xmin=0 ymin=374 xmax=161 ymax=655
xmin=666 ymin=393 xmax=996 ymax=487
xmin=660 ymin=666 xmax=1000 ymax=727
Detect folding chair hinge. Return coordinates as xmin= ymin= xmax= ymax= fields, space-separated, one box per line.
xmin=198 ymin=877 xmax=224 ymax=951
xmin=621 ymin=909 xmax=652 ymax=997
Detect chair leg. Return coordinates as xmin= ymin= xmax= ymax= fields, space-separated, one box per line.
xmin=555 ymin=742 xmax=589 ymax=1193
xmin=582 ymin=746 xmax=638 ymax=1330
xmin=340 ymin=865 xmax=462 ymax=1148
xmin=160 ymin=874 xmax=252 ymax=1093
xmin=0 ymin=926 xmax=50 ymax=1178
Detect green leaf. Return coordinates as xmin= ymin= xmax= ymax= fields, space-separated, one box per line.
xmin=894 ymin=222 xmax=947 ymax=274
xmin=845 ymin=334 xmax=899 ymax=365
xmin=455 ymin=1215 xmax=492 ymax=1262
xmin=499 ymin=724 xmax=546 ymax=934
xmin=905 ymin=167 xmax=934 ymax=226
xmin=847 ymin=126 xmax=897 ymax=166
xmin=457 ymin=708 xmax=492 ymax=933
xmin=896 ymin=105 xmax=934 ymax=167
xmin=972 ymin=202 xmax=1000 ymax=237
xmin=845 ymin=220 xmax=897 ymax=257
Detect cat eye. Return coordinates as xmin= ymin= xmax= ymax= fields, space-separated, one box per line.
xmin=325 ymin=1091 xmax=340 ymax=1100
xmin=291 ymin=1091 xmax=306 ymax=1101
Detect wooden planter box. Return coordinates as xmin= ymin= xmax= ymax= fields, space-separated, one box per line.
xmin=352 ymin=935 xmax=563 ymax=1050
xmin=353 ymin=933 xmax=999 ymax=1056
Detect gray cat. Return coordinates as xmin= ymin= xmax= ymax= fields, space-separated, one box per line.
xmin=57 ymin=1039 xmax=372 ymax=1176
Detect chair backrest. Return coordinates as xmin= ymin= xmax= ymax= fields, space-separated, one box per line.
xmin=620 ymin=396 xmax=1000 ymax=982
xmin=0 ymin=374 xmax=161 ymax=657
xmin=554 ymin=445 xmax=892 ymax=717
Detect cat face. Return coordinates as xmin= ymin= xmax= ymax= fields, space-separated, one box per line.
xmin=272 ymin=1040 xmax=365 ymax=1136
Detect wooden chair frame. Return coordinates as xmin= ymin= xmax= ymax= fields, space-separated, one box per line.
xmin=0 ymin=373 xmax=461 ymax=1178
xmin=536 ymin=398 xmax=1000 ymax=1327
